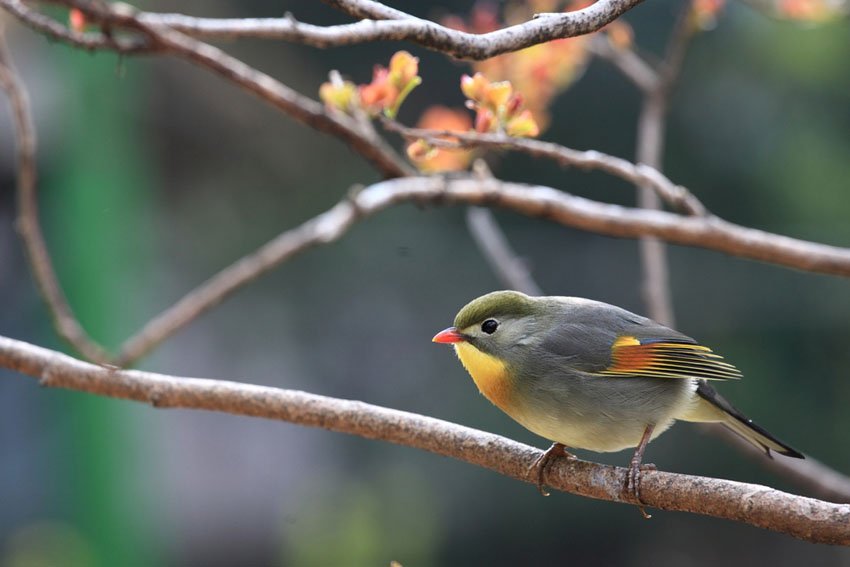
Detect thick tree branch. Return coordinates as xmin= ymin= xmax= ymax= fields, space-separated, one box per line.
xmin=19 ymin=0 xmax=648 ymax=61
xmin=1 ymin=335 xmax=848 ymax=544
xmin=114 ymin=176 xmax=850 ymax=366
xmin=0 ymin=30 xmax=111 ymax=363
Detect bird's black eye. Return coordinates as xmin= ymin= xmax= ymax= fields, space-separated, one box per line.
xmin=481 ymin=319 xmax=499 ymax=334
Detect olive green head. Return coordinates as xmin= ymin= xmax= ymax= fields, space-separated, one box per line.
xmin=453 ymin=290 xmax=537 ymax=329
xmin=436 ymin=290 xmax=546 ymax=359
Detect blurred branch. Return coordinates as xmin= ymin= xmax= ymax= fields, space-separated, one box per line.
xmin=384 ymin=122 xmax=707 ymax=216
xmin=12 ymin=0 xmax=648 ymax=61
xmin=706 ymin=424 xmax=850 ymax=503
xmin=635 ymin=90 xmax=675 ymax=325
xmin=0 ymin=29 xmax=111 ymax=363
xmin=466 ymin=206 xmax=542 ymax=296
xmin=586 ymin=35 xmax=659 ymax=92
xmin=463 ymin=159 xmax=542 ymax=296
xmin=115 ymin=176 xmax=850 ymax=365
xmin=1 ymin=334 xmax=848 ymax=544
xmin=632 ymin=4 xmax=698 ymax=328
xmin=588 ymin=4 xmax=697 ymax=326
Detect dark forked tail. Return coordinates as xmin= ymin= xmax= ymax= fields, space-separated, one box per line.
xmin=691 ymin=381 xmax=804 ymax=459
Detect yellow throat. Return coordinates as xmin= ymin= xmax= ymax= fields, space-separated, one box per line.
xmin=453 ymin=342 xmax=512 ymax=410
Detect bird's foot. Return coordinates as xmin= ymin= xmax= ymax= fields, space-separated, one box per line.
xmin=622 ymin=424 xmax=656 ymax=519
xmin=625 ymin=461 xmax=656 ymax=519
xmin=528 ymin=443 xmax=575 ymax=496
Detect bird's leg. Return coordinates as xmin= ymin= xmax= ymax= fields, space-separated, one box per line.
xmin=528 ymin=442 xmax=575 ymax=496
xmin=626 ymin=423 xmax=656 ymax=519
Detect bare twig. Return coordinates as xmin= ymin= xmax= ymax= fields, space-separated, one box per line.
xmin=115 ymin=176 xmax=850 ymax=365
xmin=384 ymin=122 xmax=707 ymax=216
xmin=633 ymin=3 xmax=697 ymax=327
xmin=636 ymin=91 xmax=675 ymax=326
xmin=586 ymin=35 xmax=659 ymax=92
xmin=0 ymin=28 xmax=111 ymax=363
xmin=462 ymin=162 xmax=542 ymax=295
xmin=586 ymin=4 xmax=697 ymax=326
xmin=1 ymin=334 xmax=848 ymax=544
xmin=658 ymin=3 xmax=699 ymax=90
xmin=22 ymin=0 xmax=648 ymax=61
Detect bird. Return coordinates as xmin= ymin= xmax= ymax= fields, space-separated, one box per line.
xmin=432 ymin=290 xmax=803 ymax=509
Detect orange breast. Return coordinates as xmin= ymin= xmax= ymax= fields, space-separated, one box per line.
xmin=454 ymin=342 xmax=513 ymax=410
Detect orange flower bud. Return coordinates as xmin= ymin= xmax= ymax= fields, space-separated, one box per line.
xmin=461 ymin=73 xmax=490 ymax=102
xmin=359 ymin=67 xmax=398 ymax=115
xmin=445 ymin=0 xmax=596 ymax=136
xmin=484 ymin=80 xmax=513 ymax=110
xmin=69 ymin=8 xmax=87 ymax=33
xmin=389 ymin=51 xmax=419 ymax=89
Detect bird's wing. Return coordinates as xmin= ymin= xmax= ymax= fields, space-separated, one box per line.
xmin=598 ymin=335 xmax=742 ymax=381
xmin=537 ymin=300 xmax=742 ymax=381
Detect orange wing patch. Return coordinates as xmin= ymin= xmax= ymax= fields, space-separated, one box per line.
xmin=600 ymin=336 xmax=742 ymax=381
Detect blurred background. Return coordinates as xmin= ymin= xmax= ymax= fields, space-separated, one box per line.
xmin=1 ymin=0 xmax=849 ymax=565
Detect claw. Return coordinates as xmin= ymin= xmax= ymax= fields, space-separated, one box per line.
xmin=624 ymin=424 xmax=656 ymax=519
xmin=528 ymin=443 xmax=574 ymax=496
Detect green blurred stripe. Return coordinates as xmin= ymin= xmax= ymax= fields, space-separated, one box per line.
xmin=46 ymin=49 xmax=158 ymax=567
